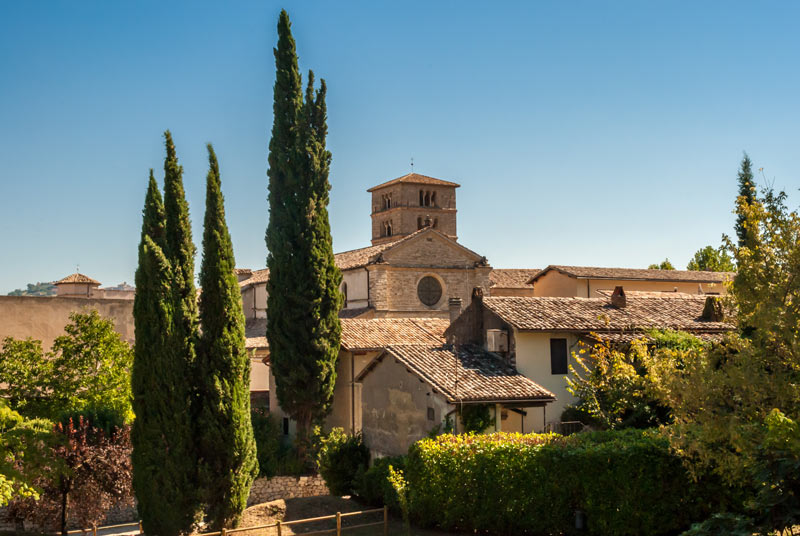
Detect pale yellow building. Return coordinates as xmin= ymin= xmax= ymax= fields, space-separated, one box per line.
xmin=530 ymin=265 xmax=732 ymax=297
xmin=446 ymin=288 xmax=734 ymax=431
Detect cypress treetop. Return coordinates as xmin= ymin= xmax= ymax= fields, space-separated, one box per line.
xmin=735 ymin=153 xmax=757 ymax=248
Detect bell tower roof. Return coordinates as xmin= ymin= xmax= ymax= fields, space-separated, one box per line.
xmin=367 ymin=173 xmax=460 ymax=192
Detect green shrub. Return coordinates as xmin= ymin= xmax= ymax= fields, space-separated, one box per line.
xmin=354 ymin=456 xmax=406 ymax=511
xmin=406 ymin=430 xmax=724 ymax=535
xmin=459 ymin=404 xmax=493 ymax=433
xmin=316 ymin=428 xmax=369 ymax=496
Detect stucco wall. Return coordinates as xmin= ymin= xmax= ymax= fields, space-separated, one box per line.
xmin=359 ymin=355 xmax=450 ymax=458
xmin=250 ymin=357 xmax=270 ymax=393
xmin=241 ymin=284 xmax=268 ymax=319
xmin=341 ymin=269 xmax=369 ymax=310
xmin=514 ymin=330 xmax=581 ymax=428
xmin=0 ymin=295 xmax=134 ymax=351
xmin=326 ymin=350 xmax=377 ymax=433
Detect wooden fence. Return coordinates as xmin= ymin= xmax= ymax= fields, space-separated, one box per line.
xmin=66 ymin=506 xmax=388 ymax=536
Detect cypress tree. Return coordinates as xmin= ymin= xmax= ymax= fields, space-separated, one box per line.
xmin=132 ymin=171 xmax=188 ymax=536
xmin=735 ymin=153 xmax=757 ymax=248
xmin=265 ymin=10 xmax=342 ymax=461
xmin=154 ymin=132 xmax=200 ymax=534
xmin=196 ymin=144 xmax=258 ymax=529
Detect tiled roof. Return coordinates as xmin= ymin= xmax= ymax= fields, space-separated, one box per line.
xmin=245 ymin=317 xmax=268 ymax=350
xmin=341 ymin=318 xmax=449 ymax=350
xmin=367 ymin=173 xmax=460 ymax=192
xmin=239 ymin=268 xmax=270 ymax=288
xmin=489 ymin=269 xmax=540 ymax=288
xmin=481 ymin=295 xmax=732 ymax=333
xmin=55 ymin=273 xmax=101 ymax=285
xmin=334 ymin=240 xmax=402 ymax=271
xmin=530 ymin=265 xmax=733 ymax=284
xmin=357 ymin=344 xmax=555 ymax=404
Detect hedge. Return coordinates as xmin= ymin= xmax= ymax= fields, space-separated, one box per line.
xmin=354 ymin=455 xmax=406 ymax=512
xmin=405 ymin=429 xmax=718 ymax=535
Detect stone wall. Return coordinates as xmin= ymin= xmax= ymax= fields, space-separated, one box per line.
xmin=1 ymin=476 xmax=330 ymax=530
xmin=246 ymin=475 xmax=329 ymax=506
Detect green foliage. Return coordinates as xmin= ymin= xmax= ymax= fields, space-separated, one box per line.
xmin=648 ymin=258 xmax=675 ymax=270
xmin=387 ymin=465 xmax=410 ymax=534
xmin=7 ymin=282 xmax=56 ymax=297
xmin=681 ymin=513 xmax=754 ymax=536
xmin=132 ymin=140 xmax=199 ymax=536
xmin=315 ymin=428 xmax=369 ymax=496
xmin=0 ymin=401 xmax=50 ymax=507
xmin=405 ymin=430 xmax=720 ymax=535
xmin=459 ymin=404 xmax=493 ymax=433
xmin=686 ymin=245 xmax=735 ymax=272
xmin=195 ymin=144 xmax=257 ymax=529
xmin=265 ymin=10 xmax=342 ymax=458
xmin=567 ymin=336 xmax=696 ymax=430
xmin=354 ymin=456 xmax=406 ymax=512
xmin=0 ymin=311 xmax=133 ymax=422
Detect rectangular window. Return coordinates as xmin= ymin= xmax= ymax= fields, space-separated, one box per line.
xmin=282 ymin=417 xmax=290 ymax=435
xmin=427 ymin=407 xmax=435 ymax=421
xmin=550 ymin=338 xmax=568 ymax=375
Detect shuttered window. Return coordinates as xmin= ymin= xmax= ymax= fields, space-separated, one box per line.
xmin=550 ymin=338 xmax=568 ymax=375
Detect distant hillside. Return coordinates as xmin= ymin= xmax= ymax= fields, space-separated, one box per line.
xmin=7 ymin=282 xmax=56 ymax=296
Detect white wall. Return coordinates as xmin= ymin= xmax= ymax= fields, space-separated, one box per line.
xmin=341 ymin=269 xmax=369 ymax=309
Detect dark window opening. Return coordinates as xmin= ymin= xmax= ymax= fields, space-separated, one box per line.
xmin=431 ymin=191 xmax=436 ymax=206
xmin=419 ymin=190 xmax=424 ymax=206
xmin=550 ymin=338 xmax=568 ymax=375
xmin=418 ymin=276 xmax=443 ymax=306
xmin=342 ymin=282 xmax=348 ymax=307
xmin=282 ymin=417 xmax=290 ymax=435
xmin=427 ymin=407 xmax=435 ymax=421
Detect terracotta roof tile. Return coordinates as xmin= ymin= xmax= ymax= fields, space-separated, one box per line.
xmin=358 ymin=344 xmax=555 ymax=403
xmin=531 ymin=265 xmax=733 ymax=284
xmin=245 ymin=317 xmax=268 ymax=350
xmin=481 ymin=295 xmax=732 ymax=333
xmin=55 ymin=273 xmax=101 ymax=285
xmin=367 ymin=173 xmax=460 ymax=192
xmin=239 ymin=268 xmax=270 ymax=288
xmin=489 ymin=269 xmax=540 ymax=288
xmin=341 ymin=318 xmax=449 ymax=350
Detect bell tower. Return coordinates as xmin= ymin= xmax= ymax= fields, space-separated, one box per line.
xmin=367 ymin=173 xmax=460 ymax=245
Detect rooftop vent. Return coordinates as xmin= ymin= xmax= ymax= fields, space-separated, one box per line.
xmin=610 ymin=286 xmax=626 ymax=308
xmin=448 ymin=297 xmax=463 ymax=324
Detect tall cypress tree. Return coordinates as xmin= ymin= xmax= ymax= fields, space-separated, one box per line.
xmin=735 ymin=153 xmax=757 ymax=248
xmin=265 ymin=10 xmax=342 ymax=460
xmin=157 ymin=131 xmax=200 ymax=534
xmin=196 ymin=144 xmax=258 ymax=529
xmin=132 ymin=171 xmax=189 ymax=536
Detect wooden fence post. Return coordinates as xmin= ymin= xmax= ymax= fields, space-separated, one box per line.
xmin=92 ymin=524 xmax=97 ymax=536
xmin=383 ymin=505 xmax=388 ymax=536
xmin=276 ymin=520 xmax=281 ymax=536
xmin=221 ymin=528 xmax=226 ymax=536
xmin=336 ymin=512 xmax=341 ymax=536
xmin=138 ymin=521 xmax=143 ymax=535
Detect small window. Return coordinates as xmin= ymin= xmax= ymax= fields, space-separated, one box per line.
xmin=419 ymin=190 xmax=424 ymax=206
xmin=427 ymin=407 xmax=435 ymax=421
xmin=550 ymin=338 xmax=568 ymax=375
xmin=282 ymin=417 xmax=290 ymax=435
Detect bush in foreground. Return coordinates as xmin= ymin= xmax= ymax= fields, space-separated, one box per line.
xmin=316 ymin=428 xmax=369 ymax=496
xmin=405 ymin=430 xmax=725 ymax=535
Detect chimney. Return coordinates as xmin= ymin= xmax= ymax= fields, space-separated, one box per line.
xmin=702 ymin=296 xmax=724 ymax=322
xmin=610 ymin=286 xmax=626 ymax=308
xmin=448 ymin=297 xmax=463 ymax=325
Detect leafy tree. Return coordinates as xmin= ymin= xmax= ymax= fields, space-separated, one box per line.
xmin=8 ymin=416 xmax=133 ymax=535
xmin=265 ymin=10 xmax=342 ymax=461
xmin=0 ymin=312 xmax=133 ymax=422
xmin=132 ymin=146 xmax=198 ymax=536
xmin=687 ymin=245 xmax=735 ymax=272
xmin=567 ymin=331 xmax=705 ymax=430
xmin=734 ymin=153 xmax=757 ymax=248
xmin=195 ymin=145 xmax=258 ymax=529
xmin=0 ymin=401 xmax=50 ymax=507
xmin=657 ymin=184 xmax=800 ymax=533
xmin=459 ymin=404 xmax=494 ymax=433
xmin=648 ymin=259 xmax=675 ymax=270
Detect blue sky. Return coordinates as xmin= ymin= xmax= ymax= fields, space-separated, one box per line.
xmin=1 ymin=1 xmax=798 ymax=292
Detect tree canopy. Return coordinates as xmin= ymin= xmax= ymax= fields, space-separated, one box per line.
xmin=686 ymin=245 xmax=735 ymax=272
